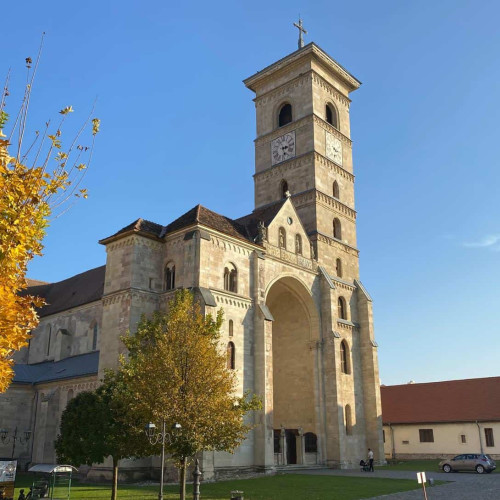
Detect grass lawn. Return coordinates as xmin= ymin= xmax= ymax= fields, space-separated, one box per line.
xmin=14 ymin=472 xmax=423 ymax=499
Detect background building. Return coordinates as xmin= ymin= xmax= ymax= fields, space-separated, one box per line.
xmin=382 ymin=377 xmax=500 ymax=460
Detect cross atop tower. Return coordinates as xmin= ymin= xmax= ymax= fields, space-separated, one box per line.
xmin=293 ymin=17 xmax=307 ymax=50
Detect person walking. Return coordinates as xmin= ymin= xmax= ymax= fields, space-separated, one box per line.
xmin=368 ymin=448 xmax=374 ymax=472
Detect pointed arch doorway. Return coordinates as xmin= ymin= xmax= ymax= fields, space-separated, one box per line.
xmin=266 ymin=276 xmax=321 ymax=465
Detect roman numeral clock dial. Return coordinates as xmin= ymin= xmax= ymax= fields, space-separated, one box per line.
xmin=325 ymin=131 xmax=343 ymax=166
xmin=271 ymin=131 xmax=296 ymax=165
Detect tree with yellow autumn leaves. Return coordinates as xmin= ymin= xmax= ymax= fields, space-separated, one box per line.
xmin=0 ymin=39 xmax=100 ymax=392
xmin=118 ymin=290 xmax=261 ymax=500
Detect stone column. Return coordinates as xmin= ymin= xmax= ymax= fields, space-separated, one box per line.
xmin=280 ymin=426 xmax=286 ymax=465
xmin=298 ymin=427 xmax=306 ymax=465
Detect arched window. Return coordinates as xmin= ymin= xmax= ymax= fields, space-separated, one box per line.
xmin=46 ymin=325 xmax=52 ymax=357
xmin=227 ymin=342 xmax=235 ymax=370
xmin=338 ymin=296 xmax=347 ymax=320
xmin=326 ymin=103 xmax=338 ymax=129
xmin=67 ymin=389 xmax=74 ymax=403
xmin=279 ymin=227 xmax=286 ymax=249
xmin=280 ymin=179 xmax=289 ymax=199
xmin=224 ymin=263 xmax=238 ymax=293
xmin=333 ymin=218 xmax=342 ymax=240
xmin=278 ymin=103 xmax=292 ymax=127
xmin=229 ymin=319 xmax=234 ymax=337
xmin=304 ymin=432 xmax=318 ymax=453
xmin=340 ymin=340 xmax=350 ymax=374
xmin=345 ymin=404 xmax=353 ymax=435
xmin=295 ymin=234 xmax=302 ymax=255
xmin=164 ymin=262 xmax=176 ymax=290
xmin=336 ymin=258 xmax=342 ymax=278
xmin=92 ymin=323 xmax=98 ymax=351
xmin=333 ymin=181 xmax=340 ymax=199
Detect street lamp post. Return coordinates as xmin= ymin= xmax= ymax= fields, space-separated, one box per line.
xmin=0 ymin=427 xmax=32 ymax=459
xmin=145 ymin=421 xmax=181 ymax=500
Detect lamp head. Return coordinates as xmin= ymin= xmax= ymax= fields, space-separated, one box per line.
xmin=24 ymin=430 xmax=32 ymax=441
xmin=145 ymin=422 xmax=156 ymax=439
xmin=172 ymin=423 xmax=181 ymax=431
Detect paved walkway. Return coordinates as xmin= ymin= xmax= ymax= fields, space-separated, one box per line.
xmin=285 ymin=467 xmax=500 ymax=499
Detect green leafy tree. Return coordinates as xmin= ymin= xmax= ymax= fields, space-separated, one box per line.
xmin=55 ymin=373 xmax=151 ymax=500
xmin=119 ymin=289 xmax=261 ymax=500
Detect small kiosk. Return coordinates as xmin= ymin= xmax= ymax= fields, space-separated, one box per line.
xmin=26 ymin=465 xmax=77 ymax=500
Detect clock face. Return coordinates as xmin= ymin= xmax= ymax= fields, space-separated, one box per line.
xmin=271 ymin=131 xmax=296 ymax=165
xmin=325 ymin=132 xmax=342 ymax=166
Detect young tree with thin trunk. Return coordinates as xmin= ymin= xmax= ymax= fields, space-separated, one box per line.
xmin=55 ymin=372 xmax=151 ymax=500
xmin=119 ymin=289 xmax=261 ymax=500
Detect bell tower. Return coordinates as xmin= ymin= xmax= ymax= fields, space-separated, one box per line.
xmin=244 ymin=42 xmax=361 ymax=280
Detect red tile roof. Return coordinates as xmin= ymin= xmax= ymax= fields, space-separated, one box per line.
xmin=381 ymin=377 xmax=500 ymax=424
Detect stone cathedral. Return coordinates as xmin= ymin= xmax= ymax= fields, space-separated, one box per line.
xmin=0 ymin=39 xmax=384 ymax=478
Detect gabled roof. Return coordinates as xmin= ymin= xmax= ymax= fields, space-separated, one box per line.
xmin=235 ymin=199 xmax=287 ymax=241
xmin=26 ymin=266 xmax=105 ymax=317
xmin=101 ymin=202 xmax=291 ymax=247
xmin=164 ymin=204 xmax=250 ymax=242
xmin=13 ymin=351 xmax=99 ymax=385
xmin=99 ymin=218 xmax=164 ymax=243
xmin=381 ymin=377 xmax=500 ymax=424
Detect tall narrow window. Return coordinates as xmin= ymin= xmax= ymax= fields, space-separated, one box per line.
xmin=338 ymin=296 xmax=347 ymax=320
xmin=227 ymin=342 xmax=235 ymax=370
xmin=340 ymin=340 xmax=350 ymax=374
xmin=280 ymin=180 xmax=289 ymax=199
xmin=224 ymin=263 xmax=238 ymax=293
xmin=333 ymin=218 xmax=342 ymax=240
xmin=229 ymin=320 xmax=234 ymax=337
xmin=164 ymin=263 xmax=175 ymax=290
xmin=333 ymin=181 xmax=340 ymax=199
xmin=295 ymin=234 xmax=302 ymax=255
xmin=304 ymin=433 xmax=317 ymax=453
xmin=336 ymin=258 xmax=342 ymax=278
xmin=92 ymin=324 xmax=98 ymax=351
xmin=345 ymin=405 xmax=353 ymax=435
xmin=485 ymin=428 xmax=495 ymax=447
xmin=279 ymin=227 xmax=286 ymax=249
xmin=278 ymin=103 xmax=292 ymax=127
xmin=326 ymin=103 xmax=338 ymax=129
xmin=46 ymin=325 xmax=52 ymax=357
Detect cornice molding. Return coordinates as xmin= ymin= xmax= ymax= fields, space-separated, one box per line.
xmin=255 ymin=114 xmax=352 ymax=148
xmin=313 ymin=231 xmax=359 ymax=256
xmin=291 ymin=189 xmax=356 ymax=221
xmin=263 ymin=242 xmax=318 ymax=272
xmin=313 ymin=115 xmax=352 ymax=146
xmin=315 ymin=191 xmax=357 ymax=221
xmin=254 ymin=72 xmax=311 ymax=108
xmin=254 ymin=152 xmax=312 ymax=182
xmin=212 ymin=290 xmax=253 ymax=309
xmin=315 ymin=152 xmax=355 ymax=182
xmin=311 ymin=72 xmax=351 ymax=108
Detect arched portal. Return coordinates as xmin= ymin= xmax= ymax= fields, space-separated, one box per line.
xmin=265 ymin=276 xmax=320 ymax=465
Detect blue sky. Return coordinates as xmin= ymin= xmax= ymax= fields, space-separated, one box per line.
xmin=4 ymin=0 xmax=500 ymax=385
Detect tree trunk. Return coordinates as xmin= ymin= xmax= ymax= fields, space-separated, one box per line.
xmin=111 ymin=457 xmax=119 ymax=500
xmin=179 ymin=457 xmax=187 ymax=500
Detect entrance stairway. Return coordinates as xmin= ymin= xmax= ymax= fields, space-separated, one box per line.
xmin=274 ymin=464 xmax=327 ymax=472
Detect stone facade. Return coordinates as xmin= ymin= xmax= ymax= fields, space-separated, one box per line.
xmin=0 ymin=42 xmax=384 ymax=477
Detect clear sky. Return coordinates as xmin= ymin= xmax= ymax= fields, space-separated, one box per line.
xmin=4 ymin=0 xmax=500 ymax=386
